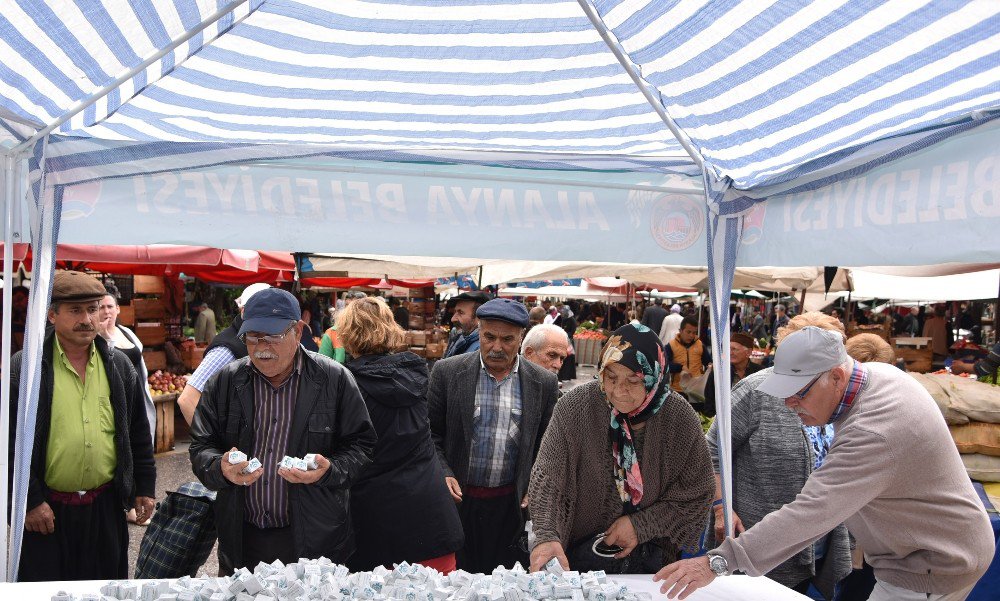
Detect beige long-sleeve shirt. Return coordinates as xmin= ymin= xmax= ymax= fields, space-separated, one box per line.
xmin=715 ymin=362 xmax=994 ymax=594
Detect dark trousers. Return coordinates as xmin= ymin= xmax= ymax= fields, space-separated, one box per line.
xmin=456 ymin=490 xmax=526 ymax=574
xmin=221 ymin=523 xmax=297 ymax=575
xmin=19 ymin=487 xmax=127 ymax=582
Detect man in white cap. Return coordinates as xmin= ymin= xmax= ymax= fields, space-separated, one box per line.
xmin=178 ymin=283 xmax=271 ymax=424
xmin=658 ymin=303 xmax=684 ymax=345
xmin=655 ymin=326 xmax=994 ymax=601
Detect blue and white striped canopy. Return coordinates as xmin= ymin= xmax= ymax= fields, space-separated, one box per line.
xmin=2 ymin=0 xmax=998 ymax=187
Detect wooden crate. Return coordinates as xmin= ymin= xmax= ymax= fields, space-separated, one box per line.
xmin=894 ymin=344 xmax=933 ymax=373
xmin=117 ymin=304 xmax=135 ymax=326
xmin=134 ymin=323 xmax=167 ymax=347
xmin=134 ymin=275 xmax=166 ymax=295
xmin=153 ymin=392 xmax=177 ymax=453
xmin=133 ymin=297 xmax=166 ymax=320
xmin=182 ymin=346 xmax=206 ymax=370
xmin=143 ymin=350 xmax=167 ymax=371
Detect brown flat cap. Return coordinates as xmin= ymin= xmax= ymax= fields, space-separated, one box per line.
xmin=732 ymin=333 xmax=756 ymax=350
xmin=51 ymin=270 xmax=107 ymax=303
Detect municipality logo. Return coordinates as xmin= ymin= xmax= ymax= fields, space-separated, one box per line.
xmin=650 ymin=194 xmax=704 ymax=252
xmin=61 ymin=180 xmax=103 ymax=221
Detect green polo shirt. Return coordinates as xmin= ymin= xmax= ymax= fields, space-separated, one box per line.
xmin=46 ymin=336 xmax=116 ymax=492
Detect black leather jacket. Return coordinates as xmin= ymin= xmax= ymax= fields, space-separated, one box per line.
xmin=189 ymin=349 xmax=376 ymax=568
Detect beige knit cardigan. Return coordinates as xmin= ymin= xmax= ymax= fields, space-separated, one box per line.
xmin=528 ymin=380 xmax=714 ymax=564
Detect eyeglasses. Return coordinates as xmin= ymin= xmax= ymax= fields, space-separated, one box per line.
xmin=787 ymin=373 xmax=824 ymax=401
xmin=242 ymin=325 xmax=295 ymax=346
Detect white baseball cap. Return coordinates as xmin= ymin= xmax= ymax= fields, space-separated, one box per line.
xmin=757 ymin=326 xmax=847 ymax=398
xmin=236 ymin=283 xmax=271 ymax=309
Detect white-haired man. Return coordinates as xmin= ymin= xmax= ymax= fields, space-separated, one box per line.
xmin=655 ymin=326 xmax=993 ymax=601
xmin=178 ymin=283 xmax=271 ymax=424
xmin=520 ymin=323 xmax=569 ymax=376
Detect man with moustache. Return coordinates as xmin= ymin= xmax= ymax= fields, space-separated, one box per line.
xmin=428 ymin=298 xmax=559 ymax=573
xmin=190 ymin=288 xmax=376 ymax=574
xmin=9 ymin=271 xmax=155 ymax=581
xmin=443 ymin=291 xmax=490 ymax=358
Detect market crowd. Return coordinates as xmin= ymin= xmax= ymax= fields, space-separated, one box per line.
xmin=6 ymin=272 xmax=994 ymax=601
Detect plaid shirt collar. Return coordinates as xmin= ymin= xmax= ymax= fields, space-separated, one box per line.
xmin=828 ymin=359 xmax=867 ymax=423
xmin=479 ymin=353 xmax=520 ymax=384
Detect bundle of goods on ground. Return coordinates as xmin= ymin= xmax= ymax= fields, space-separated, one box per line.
xmin=914 ymin=372 xmax=1000 ymax=489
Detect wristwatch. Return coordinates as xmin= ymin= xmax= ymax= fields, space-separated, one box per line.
xmin=707 ymin=553 xmax=729 ymax=577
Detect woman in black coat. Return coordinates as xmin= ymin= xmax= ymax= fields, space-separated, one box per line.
xmin=339 ymin=297 xmax=464 ymax=573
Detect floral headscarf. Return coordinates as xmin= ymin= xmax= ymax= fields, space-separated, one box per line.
xmin=598 ymin=322 xmax=671 ymax=509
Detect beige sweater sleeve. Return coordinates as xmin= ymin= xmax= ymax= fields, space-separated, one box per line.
xmin=715 ymin=425 xmax=894 ymax=576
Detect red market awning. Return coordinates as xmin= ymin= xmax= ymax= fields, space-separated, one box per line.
xmin=0 ymin=244 xmax=294 ymax=285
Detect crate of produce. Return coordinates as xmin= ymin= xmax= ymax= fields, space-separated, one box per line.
xmin=143 ymin=350 xmax=167 ymax=371
xmin=409 ymin=315 xmax=426 ymax=329
xmin=573 ymin=333 xmax=607 ymax=367
xmin=134 ymin=275 xmax=166 ymax=295
xmin=134 ymin=323 xmax=167 ymax=347
xmin=132 ymin=297 xmax=166 ymax=320
xmin=410 ymin=330 xmax=427 ymax=346
xmin=182 ymin=345 xmax=206 ymax=370
xmin=425 ymin=342 xmax=445 ymax=358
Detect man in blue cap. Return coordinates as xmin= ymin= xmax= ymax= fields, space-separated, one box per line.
xmin=428 ymin=298 xmax=559 ymax=573
xmin=190 ymin=287 xmax=377 ymax=574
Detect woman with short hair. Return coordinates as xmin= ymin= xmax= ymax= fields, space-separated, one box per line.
xmin=337 ymin=297 xmax=464 ymax=573
xmin=528 ymin=323 xmax=713 ymax=573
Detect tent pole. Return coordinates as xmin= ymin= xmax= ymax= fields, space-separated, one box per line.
xmin=0 ymin=151 xmax=17 ymax=581
xmin=994 ymin=278 xmax=999 ymax=338
xmin=10 ymin=0 xmax=253 ymax=156
xmin=575 ymin=0 xmax=705 ymax=170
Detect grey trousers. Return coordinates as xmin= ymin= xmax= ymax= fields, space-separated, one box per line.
xmin=867 ymin=579 xmax=976 ymax=601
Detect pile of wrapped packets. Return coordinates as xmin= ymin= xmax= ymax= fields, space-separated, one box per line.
xmin=50 ymin=557 xmax=650 ymax=601
xmin=227 ymin=451 xmax=319 ymax=474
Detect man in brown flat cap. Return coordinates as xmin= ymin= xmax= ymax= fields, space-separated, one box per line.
xmin=8 ymin=270 xmax=155 ymax=581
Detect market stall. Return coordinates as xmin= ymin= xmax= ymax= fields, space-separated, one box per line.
xmin=1 ymin=0 xmax=999 ymax=588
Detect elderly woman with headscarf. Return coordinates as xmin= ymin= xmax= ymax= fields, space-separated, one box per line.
xmin=528 ymin=323 xmax=714 ymax=573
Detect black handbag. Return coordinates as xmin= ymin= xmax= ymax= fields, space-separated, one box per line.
xmin=565 ymin=533 xmax=664 ymax=574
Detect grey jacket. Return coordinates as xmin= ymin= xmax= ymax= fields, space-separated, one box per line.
xmin=706 ymin=369 xmax=851 ymax=599
xmin=427 ymin=351 xmax=558 ymax=504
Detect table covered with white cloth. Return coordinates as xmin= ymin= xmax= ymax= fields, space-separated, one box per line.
xmin=0 ymin=574 xmax=809 ymax=600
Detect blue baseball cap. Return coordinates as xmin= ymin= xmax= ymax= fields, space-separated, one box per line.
xmin=238 ymin=288 xmax=301 ymax=337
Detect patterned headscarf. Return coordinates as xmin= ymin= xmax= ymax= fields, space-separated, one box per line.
xmin=598 ymin=323 xmax=671 ymax=508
